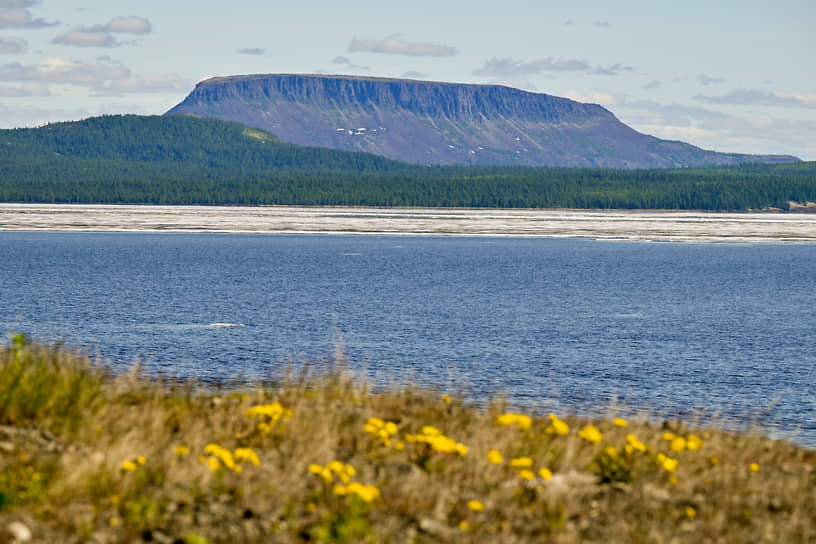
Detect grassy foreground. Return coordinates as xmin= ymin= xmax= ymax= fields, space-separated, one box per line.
xmin=0 ymin=336 xmax=813 ymax=543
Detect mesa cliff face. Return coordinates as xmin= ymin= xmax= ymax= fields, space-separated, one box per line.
xmin=166 ymin=74 xmax=798 ymax=168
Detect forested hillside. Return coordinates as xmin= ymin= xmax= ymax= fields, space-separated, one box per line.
xmin=1 ymin=115 xmax=814 ymax=210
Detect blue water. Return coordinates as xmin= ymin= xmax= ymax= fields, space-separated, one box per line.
xmin=1 ymin=232 xmax=814 ymax=446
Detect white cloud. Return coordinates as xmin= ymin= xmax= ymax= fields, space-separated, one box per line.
xmin=92 ymin=73 xmax=190 ymax=96
xmin=607 ymin=97 xmax=813 ymax=158
xmin=0 ymin=82 xmax=48 ymax=96
xmin=0 ymin=102 xmax=93 ymax=129
xmin=105 ymin=16 xmax=151 ymax=34
xmin=52 ymin=29 xmax=115 ymax=48
xmin=349 ymin=34 xmax=456 ymax=57
xmin=695 ymin=88 xmax=816 ymax=109
xmin=591 ymin=63 xmax=635 ymax=76
xmin=51 ymin=16 xmax=151 ymax=48
xmin=0 ymin=56 xmax=130 ymax=85
xmin=697 ymin=74 xmax=723 ymax=86
xmin=0 ymin=36 xmax=26 ymax=53
xmin=0 ymin=1 xmax=39 ymax=8
xmin=330 ymin=55 xmax=368 ymax=71
xmin=563 ymin=90 xmax=625 ymax=106
xmin=473 ymin=57 xmax=589 ymax=77
xmin=0 ymin=7 xmax=57 ymax=28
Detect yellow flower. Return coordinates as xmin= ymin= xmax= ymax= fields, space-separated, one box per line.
xmin=487 ymin=449 xmax=503 ymax=465
xmin=538 ymin=467 xmax=553 ymax=480
xmin=750 ymin=462 xmax=759 ymax=473
xmin=121 ymin=460 xmax=137 ymax=472
xmin=661 ymin=456 xmax=679 ymax=473
xmin=257 ymin=422 xmax=272 ymax=434
xmin=686 ymin=434 xmax=703 ymax=451
xmin=510 ymin=456 xmax=533 ymax=468
xmin=579 ymin=424 xmax=603 ymax=444
xmin=546 ymin=414 xmax=569 ymax=435
xmin=604 ymin=446 xmax=618 ymax=459
xmin=625 ymin=434 xmax=647 ymax=453
xmin=244 ymin=402 xmax=292 ymax=423
xmin=662 ymin=432 xmax=676 ymax=441
xmin=613 ymin=417 xmax=628 ymax=428
xmin=458 ymin=521 xmax=469 ymax=531
xmin=384 ymin=422 xmax=398 ymax=435
xmin=308 ymin=464 xmax=323 ymax=475
xmin=136 ymin=456 xmax=146 ymax=466
xmin=333 ymin=484 xmax=348 ymax=496
xmin=174 ymin=445 xmax=190 ymax=458
xmin=495 ymin=413 xmax=532 ymax=430
xmin=421 ymin=425 xmax=442 ymax=436
xmin=205 ymin=456 xmax=220 ymax=473
xmin=517 ymin=469 xmax=535 ymax=480
xmin=467 ymin=500 xmax=484 ymax=512
xmin=347 ymin=482 xmax=380 ymax=503
xmin=204 ymin=443 xmax=235 ymax=470
xmin=442 ymin=394 xmax=451 ymax=404
xmin=685 ymin=506 xmax=696 ymax=519
xmin=234 ymin=447 xmax=261 ymax=467
xmin=327 ymin=460 xmax=346 ymax=474
xmin=670 ymin=437 xmax=686 ymax=453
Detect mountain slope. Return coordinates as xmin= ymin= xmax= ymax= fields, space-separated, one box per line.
xmin=166 ymin=74 xmax=798 ymax=168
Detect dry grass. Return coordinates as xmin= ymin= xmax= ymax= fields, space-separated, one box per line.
xmin=0 ymin=335 xmax=814 ymax=543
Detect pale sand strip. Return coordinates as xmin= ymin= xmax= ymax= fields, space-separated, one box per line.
xmin=1 ymin=204 xmax=815 ymax=242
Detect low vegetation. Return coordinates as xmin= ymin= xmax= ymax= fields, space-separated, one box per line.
xmin=1 ymin=335 xmax=813 ymax=542
xmin=1 ymin=115 xmax=815 ymax=210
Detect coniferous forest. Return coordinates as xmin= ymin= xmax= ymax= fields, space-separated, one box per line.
xmin=1 ymin=114 xmax=814 ymax=210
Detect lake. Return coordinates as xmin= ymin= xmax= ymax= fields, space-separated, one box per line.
xmin=1 ymin=231 xmax=814 ymax=446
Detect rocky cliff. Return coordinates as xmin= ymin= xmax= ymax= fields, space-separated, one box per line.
xmin=166 ymin=74 xmax=798 ymax=168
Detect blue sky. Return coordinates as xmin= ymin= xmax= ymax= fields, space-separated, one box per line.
xmin=1 ymin=0 xmax=814 ymax=159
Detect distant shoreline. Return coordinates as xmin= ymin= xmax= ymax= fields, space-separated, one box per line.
xmin=2 ymin=204 xmax=816 ymax=242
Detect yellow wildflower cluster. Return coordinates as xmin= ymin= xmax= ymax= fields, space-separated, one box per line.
xmin=612 ymin=417 xmax=628 ymax=428
xmin=202 ymin=443 xmax=261 ymax=474
xmin=578 ymin=424 xmax=603 ymax=444
xmin=333 ymin=481 xmax=380 ymax=503
xmin=661 ymin=432 xmax=703 ymax=452
xmin=545 ymin=413 xmax=570 ymax=435
xmin=308 ymin=460 xmax=356 ymax=485
xmin=657 ymin=452 xmax=679 ymax=473
xmin=467 ymin=499 xmax=484 ymax=512
xmin=363 ymin=417 xmax=400 ymax=447
xmin=120 ymin=455 xmax=146 ymax=472
xmin=494 ymin=413 xmax=532 ymax=430
xmin=244 ymin=401 xmax=292 ymax=434
xmin=405 ymin=425 xmax=468 ymax=456
xmin=624 ymin=434 xmax=647 ymax=454
xmin=490 ymin=450 xmax=552 ymax=481
xmin=308 ymin=462 xmax=380 ymax=503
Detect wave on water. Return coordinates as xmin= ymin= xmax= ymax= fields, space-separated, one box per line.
xmin=208 ymin=323 xmax=245 ymax=328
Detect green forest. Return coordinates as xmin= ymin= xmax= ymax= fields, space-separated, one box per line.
xmin=1 ymin=114 xmax=814 ymax=210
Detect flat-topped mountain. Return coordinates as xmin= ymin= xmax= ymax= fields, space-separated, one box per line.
xmin=166 ymin=74 xmax=798 ymax=168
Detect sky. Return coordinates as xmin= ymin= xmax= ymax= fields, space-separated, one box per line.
xmin=1 ymin=0 xmax=814 ymax=160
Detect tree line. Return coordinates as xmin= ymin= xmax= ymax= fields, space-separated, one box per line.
xmin=1 ymin=114 xmax=814 ymax=210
